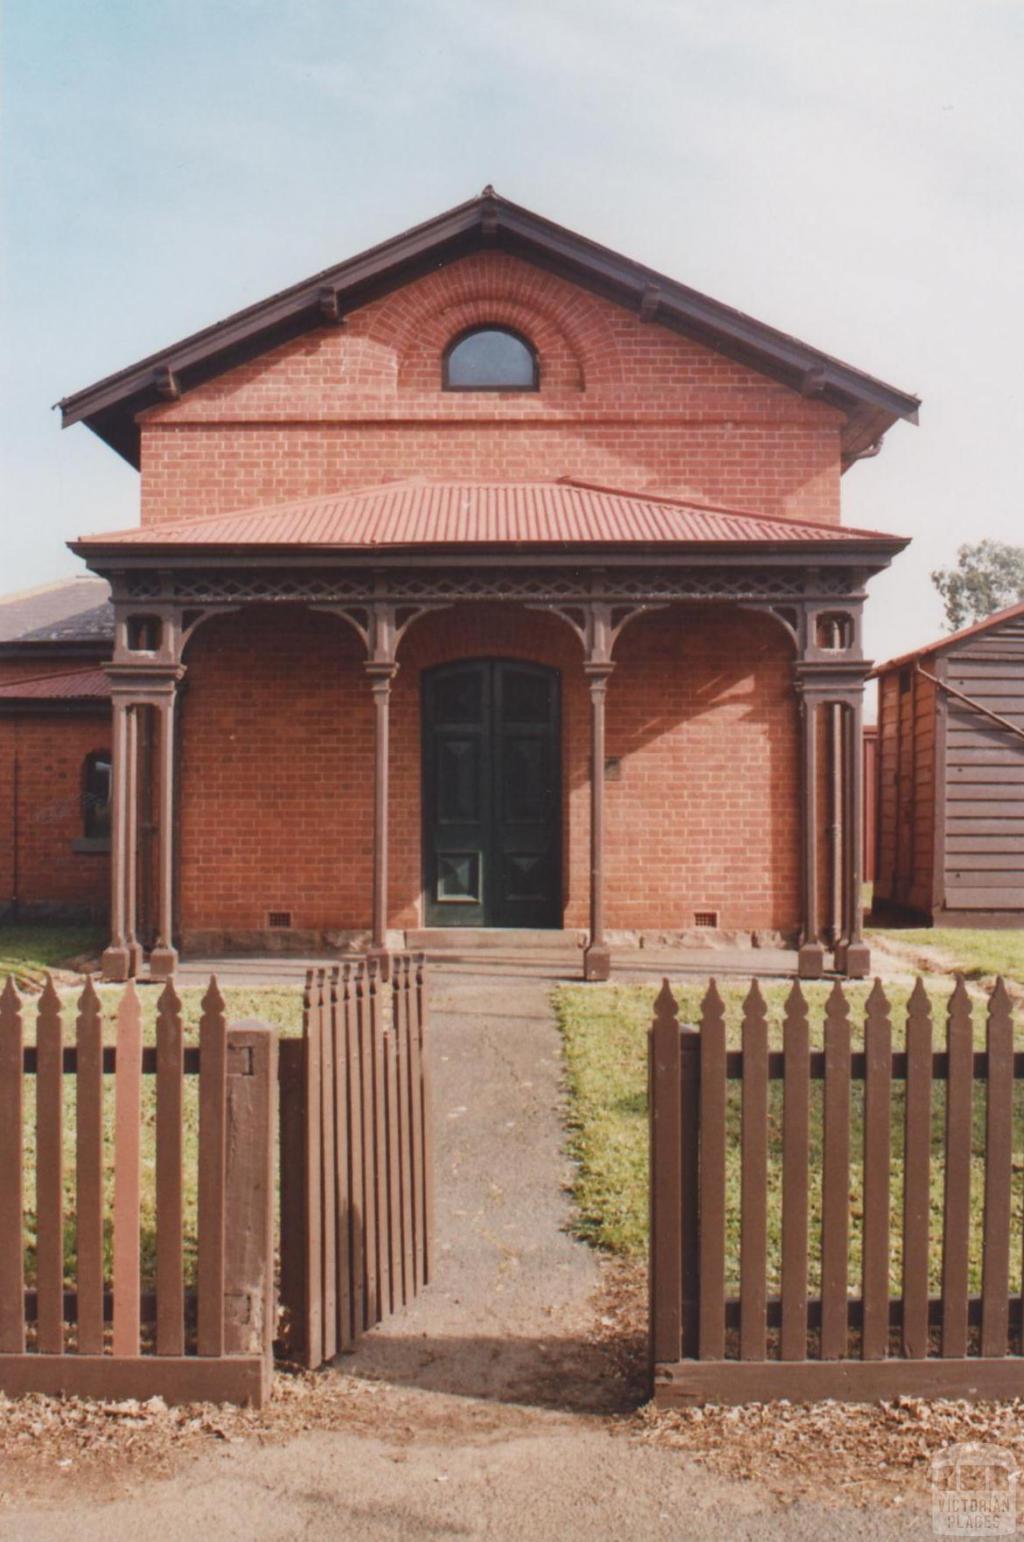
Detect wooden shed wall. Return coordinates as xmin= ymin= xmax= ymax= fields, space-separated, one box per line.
xmin=874 ymin=672 xmax=899 ymax=905
xmin=863 ymin=725 xmax=877 ymax=884
xmin=873 ymin=666 xmax=935 ymax=918
xmin=874 ymin=609 xmax=1024 ymax=924
xmin=940 ymin=613 xmax=1024 ymax=918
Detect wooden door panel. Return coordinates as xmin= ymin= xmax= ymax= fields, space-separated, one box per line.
xmin=493 ymin=663 xmax=560 ymax=927
xmin=423 ymin=660 xmax=560 ymax=928
xmin=424 ymin=663 xmax=490 ymax=927
xmin=436 ymin=737 xmax=485 ymax=824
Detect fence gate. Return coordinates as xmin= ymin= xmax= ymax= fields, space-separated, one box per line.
xmin=279 ymin=954 xmax=432 ymax=1367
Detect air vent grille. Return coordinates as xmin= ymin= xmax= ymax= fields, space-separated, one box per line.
xmin=267 ymin=910 xmax=292 ymax=929
xmin=694 ymin=910 xmax=719 ymax=928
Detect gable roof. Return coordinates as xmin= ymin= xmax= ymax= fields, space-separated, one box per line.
xmin=59 ymin=189 xmax=920 ymax=470
xmin=0 ymin=576 xmax=113 ymax=650
xmin=871 ymin=598 xmax=1024 ymax=677
xmin=71 ymin=478 xmax=908 ymax=557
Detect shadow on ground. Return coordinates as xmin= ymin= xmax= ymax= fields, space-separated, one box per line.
xmin=339 ymin=1326 xmax=648 ymax=1414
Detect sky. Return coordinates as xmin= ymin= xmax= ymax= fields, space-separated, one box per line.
xmin=2 ymin=0 xmax=1022 ymax=675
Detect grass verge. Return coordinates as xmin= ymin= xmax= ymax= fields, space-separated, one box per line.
xmin=866 ymin=925 xmax=1024 ymax=985
xmin=555 ymin=978 xmax=1023 ymax=1300
xmin=0 ymin=924 xmax=105 ymax=986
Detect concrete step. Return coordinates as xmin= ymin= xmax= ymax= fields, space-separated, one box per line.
xmin=404 ymin=927 xmax=586 ymax=952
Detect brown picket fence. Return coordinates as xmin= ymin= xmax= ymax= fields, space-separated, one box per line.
xmin=0 ymin=974 xmax=276 ymax=1407
xmin=650 ymin=975 xmax=1024 ymax=1405
xmin=279 ymin=954 xmax=432 ymax=1368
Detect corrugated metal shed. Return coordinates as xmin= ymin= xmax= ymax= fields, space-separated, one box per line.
xmin=74 ymin=478 xmax=900 ymax=552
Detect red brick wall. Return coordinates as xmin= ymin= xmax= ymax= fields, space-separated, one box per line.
xmin=178 ymin=608 xmax=375 ymax=939
xmin=177 ymin=603 xmax=798 ymax=940
xmin=0 ymin=712 xmax=111 ymax=920
xmin=139 ymin=250 xmax=843 ymax=528
xmin=602 ymin=607 xmax=799 ymax=933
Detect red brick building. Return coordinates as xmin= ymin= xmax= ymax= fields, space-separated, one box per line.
xmin=0 ymin=578 xmax=113 ymax=924
xmin=29 ymin=190 xmax=919 ymax=978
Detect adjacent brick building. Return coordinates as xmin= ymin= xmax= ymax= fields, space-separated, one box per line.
xmin=7 ymin=189 xmax=920 ymax=977
xmin=0 ymin=578 xmax=113 ymax=923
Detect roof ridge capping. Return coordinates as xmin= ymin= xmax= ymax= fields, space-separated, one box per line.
xmin=59 ymin=187 xmax=920 ymax=469
xmin=553 ymin=476 xmax=900 ymax=539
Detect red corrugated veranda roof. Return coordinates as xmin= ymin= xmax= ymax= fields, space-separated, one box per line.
xmin=0 ymin=667 xmax=111 ymax=701
xmin=73 ymin=479 xmax=907 ymax=554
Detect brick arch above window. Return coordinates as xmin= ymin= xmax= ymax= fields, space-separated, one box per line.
xmin=395 ymin=298 xmax=584 ymax=392
xmin=365 ymin=259 xmax=625 ymax=393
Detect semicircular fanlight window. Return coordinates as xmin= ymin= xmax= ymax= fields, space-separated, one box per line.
xmin=444 ymin=327 xmax=538 ymax=390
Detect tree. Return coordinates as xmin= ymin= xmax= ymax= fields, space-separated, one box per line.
xmin=931 ymin=540 xmax=1024 ymax=631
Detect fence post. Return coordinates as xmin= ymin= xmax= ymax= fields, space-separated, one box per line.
xmin=679 ymin=1018 xmax=700 ymax=1361
xmin=649 ymin=980 xmax=682 ymax=1372
xmin=277 ymin=1036 xmax=307 ymax=1359
xmin=224 ymin=1021 xmax=278 ymax=1386
xmin=0 ymin=978 xmax=24 ymax=1355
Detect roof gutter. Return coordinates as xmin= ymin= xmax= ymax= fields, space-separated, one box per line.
xmin=69 ymin=535 xmax=911 ymax=563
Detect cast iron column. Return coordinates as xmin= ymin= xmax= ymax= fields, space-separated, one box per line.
xmin=797 ymin=690 xmax=825 ymax=979
xmin=101 ymin=694 xmax=132 ymax=982
xmin=583 ymin=661 xmax=614 ymax=982
xmin=124 ymin=705 xmax=143 ymax=978
xmin=834 ymin=694 xmax=870 ymax=978
xmin=366 ymin=660 xmax=398 ymax=981
xmin=102 ymin=601 xmax=186 ymax=983
xmin=149 ymin=695 xmax=179 ymax=981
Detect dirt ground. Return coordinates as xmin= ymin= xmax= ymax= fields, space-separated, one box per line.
xmin=0 ymin=959 xmax=1015 ymax=1540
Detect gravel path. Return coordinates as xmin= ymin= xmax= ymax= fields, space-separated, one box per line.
xmin=347 ymin=961 xmax=609 ymax=1410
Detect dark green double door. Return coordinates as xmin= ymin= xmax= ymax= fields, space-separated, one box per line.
xmin=423 ymin=660 xmax=561 ymax=928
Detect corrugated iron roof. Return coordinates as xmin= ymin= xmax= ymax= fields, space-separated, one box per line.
xmin=75 ymin=479 xmax=904 ymax=552
xmin=0 ymin=667 xmax=111 ymax=702
xmin=871 ymin=597 xmax=1024 ymax=677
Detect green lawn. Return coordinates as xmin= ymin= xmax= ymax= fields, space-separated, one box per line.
xmin=14 ymin=979 xmax=305 ymax=1291
xmin=0 ymin=924 xmax=105 ymax=987
xmin=555 ymin=980 xmax=1022 ymax=1302
xmin=866 ymin=925 xmax=1024 ymax=985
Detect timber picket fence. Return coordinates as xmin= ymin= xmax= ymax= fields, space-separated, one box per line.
xmin=650 ymin=975 xmax=1024 ymax=1405
xmin=0 ymin=974 xmax=276 ymax=1407
xmin=279 ymin=954 xmax=432 ymax=1368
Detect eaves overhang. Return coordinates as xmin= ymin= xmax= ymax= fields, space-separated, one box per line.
xmin=59 ymin=190 xmax=921 ymax=469
xmin=71 ymin=537 xmax=909 ymax=603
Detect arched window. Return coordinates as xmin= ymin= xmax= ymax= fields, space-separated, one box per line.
xmin=82 ymin=751 xmax=112 ymax=840
xmin=443 ymin=327 xmax=538 ymax=391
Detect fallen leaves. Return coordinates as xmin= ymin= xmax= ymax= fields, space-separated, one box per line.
xmin=598 ymin=1260 xmax=1024 ymax=1512
xmin=634 ymin=1394 xmax=1024 ymax=1510
xmin=0 ymin=1370 xmax=388 ymax=1502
